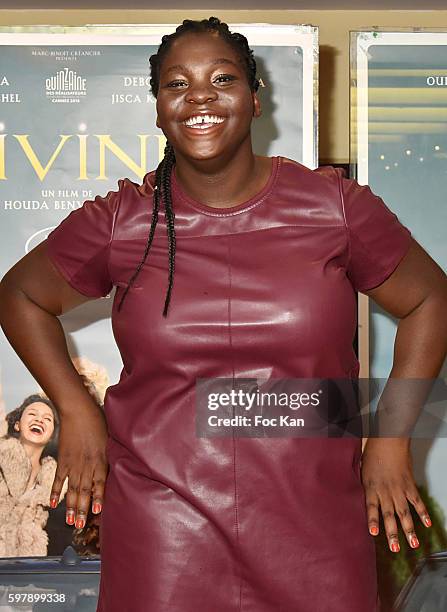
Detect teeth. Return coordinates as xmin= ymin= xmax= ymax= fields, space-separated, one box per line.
xmin=184 ymin=115 xmax=225 ymax=128
xmin=30 ymin=424 xmax=44 ymax=433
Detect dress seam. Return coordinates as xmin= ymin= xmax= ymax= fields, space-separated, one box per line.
xmin=334 ymin=167 xmax=352 ymax=275
xmin=227 ymin=234 xmax=243 ymax=611
xmin=155 ymin=224 xmax=347 ymax=241
xmin=107 ymin=178 xmax=124 ymax=286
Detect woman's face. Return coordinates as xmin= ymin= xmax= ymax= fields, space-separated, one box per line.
xmin=15 ymin=402 xmax=55 ymax=446
xmin=155 ymin=31 xmax=261 ymax=164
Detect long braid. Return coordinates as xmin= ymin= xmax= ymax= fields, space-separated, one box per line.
xmin=119 ymin=17 xmax=259 ymax=316
xmin=117 ymin=157 xmax=163 ymax=312
xmin=118 ymin=143 xmax=176 ymax=316
xmin=160 ymin=144 xmax=176 ymax=316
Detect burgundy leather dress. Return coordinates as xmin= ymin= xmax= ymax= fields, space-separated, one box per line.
xmin=45 ymin=156 xmax=412 ymax=612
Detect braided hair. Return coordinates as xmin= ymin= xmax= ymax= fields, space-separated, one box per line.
xmin=117 ymin=17 xmax=260 ymax=317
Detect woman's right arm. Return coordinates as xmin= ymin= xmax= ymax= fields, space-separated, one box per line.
xmin=0 ymin=240 xmax=109 ymax=529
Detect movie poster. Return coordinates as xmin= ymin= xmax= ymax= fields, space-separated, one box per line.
xmin=0 ymin=22 xmax=318 ymax=569
xmin=352 ymin=30 xmax=447 ymax=522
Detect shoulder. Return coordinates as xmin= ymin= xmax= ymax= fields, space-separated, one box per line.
xmin=0 ymin=436 xmax=31 ymax=498
xmin=276 ymin=157 xmax=346 ymax=206
xmin=109 ymin=170 xmax=156 ymax=211
xmin=272 ymin=157 xmax=345 ymax=226
xmin=110 ymin=170 xmax=157 ymax=241
xmin=0 ymin=435 xmax=27 ymax=461
xmin=279 ymin=156 xmax=343 ymax=186
xmin=118 ymin=171 xmax=156 ymax=202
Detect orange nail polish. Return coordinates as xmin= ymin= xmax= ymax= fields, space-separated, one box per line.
xmin=66 ymin=513 xmax=75 ymax=525
xmin=391 ymin=542 xmax=400 ymax=553
xmin=93 ymin=502 xmax=102 ymax=514
xmin=369 ymin=526 xmax=379 ymax=535
xmin=50 ymin=498 xmax=58 ymax=509
xmin=410 ymin=536 xmax=419 ymax=548
xmin=424 ymin=516 xmax=432 ymax=527
xmin=75 ymin=518 xmax=85 ymax=529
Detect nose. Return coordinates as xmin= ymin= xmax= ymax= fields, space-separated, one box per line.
xmin=185 ymin=84 xmax=218 ymax=104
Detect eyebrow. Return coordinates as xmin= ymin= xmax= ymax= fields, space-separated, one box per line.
xmin=27 ymin=409 xmax=52 ymax=417
xmin=165 ymin=57 xmax=240 ymax=74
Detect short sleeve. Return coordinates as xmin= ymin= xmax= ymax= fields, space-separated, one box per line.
xmin=44 ymin=181 xmax=123 ymax=298
xmin=337 ymin=170 xmax=413 ymax=292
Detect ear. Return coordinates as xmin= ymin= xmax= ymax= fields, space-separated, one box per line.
xmin=14 ymin=421 xmax=19 ymax=431
xmin=252 ymin=91 xmax=262 ymax=118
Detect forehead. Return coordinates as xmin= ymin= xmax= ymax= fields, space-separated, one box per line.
xmin=23 ymin=402 xmax=53 ymax=416
xmin=161 ymin=31 xmax=243 ymax=71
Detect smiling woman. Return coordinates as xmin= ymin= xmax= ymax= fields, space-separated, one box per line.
xmin=0 ymin=394 xmax=63 ymax=557
xmin=154 ymin=33 xmax=260 ymax=166
xmin=115 ymin=19 xmax=267 ymax=316
xmin=0 ymin=15 xmax=446 ymax=612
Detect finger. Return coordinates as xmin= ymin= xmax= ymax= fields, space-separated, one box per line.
xmin=64 ymin=471 xmax=81 ymax=527
xmin=91 ymin=462 xmax=108 ymax=515
xmin=378 ymin=493 xmax=400 ymax=552
xmin=50 ymin=464 xmax=68 ymax=509
xmin=74 ymin=464 xmax=95 ymax=530
xmin=406 ymin=485 xmax=432 ymax=528
xmin=393 ymin=494 xmax=419 ymax=549
xmin=365 ymin=489 xmax=380 ymax=536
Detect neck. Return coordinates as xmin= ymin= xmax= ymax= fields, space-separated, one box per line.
xmin=21 ymin=439 xmax=43 ymax=470
xmin=174 ymin=140 xmax=264 ymax=208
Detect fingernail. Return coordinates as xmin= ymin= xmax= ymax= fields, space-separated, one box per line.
xmin=75 ymin=517 xmax=85 ymax=529
xmin=391 ymin=542 xmax=400 ymax=553
xmin=369 ymin=526 xmax=379 ymax=535
xmin=424 ymin=516 xmax=432 ymax=527
xmin=92 ymin=502 xmax=102 ymax=514
xmin=50 ymin=498 xmax=58 ymax=509
xmin=66 ymin=511 xmax=75 ymax=525
xmin=410 ymin=536 xmax=419 ymax=548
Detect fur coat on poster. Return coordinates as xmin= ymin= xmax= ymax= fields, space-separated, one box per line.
xmin=0 ymin=433 xmax=67 ymax=558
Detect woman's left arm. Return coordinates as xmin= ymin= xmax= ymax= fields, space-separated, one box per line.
xmin=361 ymin=238 xmax=447 ymax=553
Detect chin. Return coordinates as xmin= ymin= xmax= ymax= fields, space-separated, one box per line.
xmin=183 ymin=147 xmax=226 ymax=163
xmin=171 ymin=138 xmax=223 ymax=159
xmin=21 ymin=433 xmax=49 ymax=447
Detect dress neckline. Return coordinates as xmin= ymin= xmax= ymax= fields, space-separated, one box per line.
xmin=171 ymin=156 xmax=281 ymax=217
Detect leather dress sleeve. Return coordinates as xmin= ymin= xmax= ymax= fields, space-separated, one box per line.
xmin=336 ymin=169 xmax=413 ymax=292
xmin=44 ymin=181 xmax=124 ymax=298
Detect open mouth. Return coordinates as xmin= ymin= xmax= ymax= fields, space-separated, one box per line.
xmin=182 ymin=114 xmax=225 ymax=130
xmin=29 ymin=424 xmax=44 ymax=435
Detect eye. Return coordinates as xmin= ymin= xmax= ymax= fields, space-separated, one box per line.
xmin=166 ymin=79 xmax=187 ymax=88
xmin=213 ymin=74 xmax=236 ymax=84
